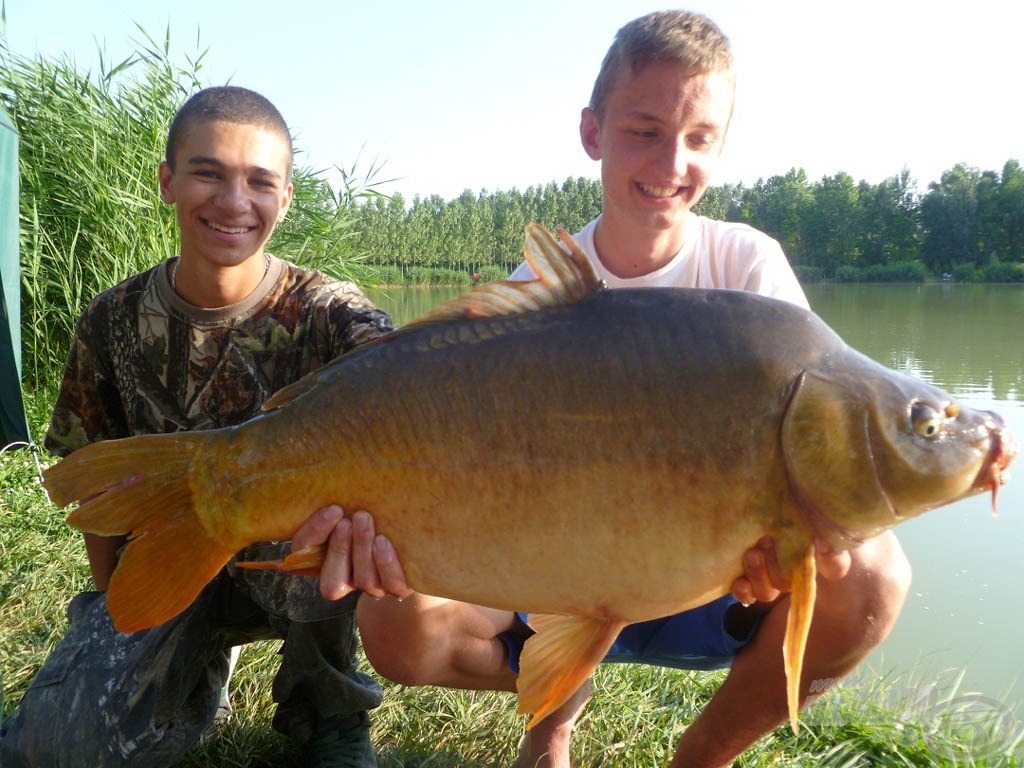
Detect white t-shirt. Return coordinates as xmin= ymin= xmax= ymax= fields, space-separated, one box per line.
xmin=510 ymin=214 xmax=809 ymax=310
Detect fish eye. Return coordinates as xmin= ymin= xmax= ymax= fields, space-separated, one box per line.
xmin=910 ymin=402 xmax=942 ymax=439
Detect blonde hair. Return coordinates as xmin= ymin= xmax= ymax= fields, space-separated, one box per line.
xmin=589 ymin=10 xmax=734 ymax=119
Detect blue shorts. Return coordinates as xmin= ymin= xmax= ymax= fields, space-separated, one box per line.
xmin=500 ymin=594 xmax=755 ymax=674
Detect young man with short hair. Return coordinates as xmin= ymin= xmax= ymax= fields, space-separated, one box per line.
xmin=0 ymin=86 xmax=397 ymax=768
xmin=338 ymin=11 xmax=911 ymax=767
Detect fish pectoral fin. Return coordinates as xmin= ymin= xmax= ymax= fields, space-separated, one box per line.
xmin=261 ymin=373 xmax=323 ymax=412
xmin=782 ymin=542 xmax=818 ymax=735
xmin=235 ymin=544 xmax=327 ymax=577
xmin=516 ymin=613 xmax=626 ymax=730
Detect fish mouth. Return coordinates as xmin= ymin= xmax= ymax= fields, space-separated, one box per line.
xmin=970 ymin=412 xmax=1018 ymax=515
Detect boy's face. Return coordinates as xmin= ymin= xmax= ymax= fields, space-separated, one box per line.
xmin=158 ymin=120 xmax=293 ymax=268
xmin=581 ymin=59 xmax=734 ymax=239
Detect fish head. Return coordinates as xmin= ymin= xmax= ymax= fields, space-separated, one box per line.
xmin=781 ymin=356 xmax=1017 ymax=548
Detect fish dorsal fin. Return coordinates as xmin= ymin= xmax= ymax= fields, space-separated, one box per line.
xmin=404 ymin=223 xmax=603 ymax=328
xmin=263 ymin=224 xmax=600 ymax=412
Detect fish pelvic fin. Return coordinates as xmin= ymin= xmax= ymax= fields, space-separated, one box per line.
xmin=44 ymin=432 xmax=235 ymax=634
xmin=782 ymin=542 xmax=818 ymax=735
xmin=403 ymin=223 xmax=603 ymax=329
xmin=517 ymin=613 xmax=626 ymax=730
xmin=235 ymin=544 xmax=327 ymax=577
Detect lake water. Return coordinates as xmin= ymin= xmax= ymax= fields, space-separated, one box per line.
xmin=805 ymin=283 xmax=1024 ymax=722
xmin=367 ymin=282 xmax=1024 ymax=716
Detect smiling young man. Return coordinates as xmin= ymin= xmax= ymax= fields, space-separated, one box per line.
xmin=0 ymin=86 xmax=397 ymax=768
xmin=333 ymin=11 xmax=912 ymax=768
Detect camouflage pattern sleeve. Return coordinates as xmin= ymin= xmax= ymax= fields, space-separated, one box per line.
xmin=44 ymin=300 xmax=132 ymax=458
xmin=320 ymin=280 xmax=394 ymax=358
xmin=280 ymin=265 xmax=394 ymax=365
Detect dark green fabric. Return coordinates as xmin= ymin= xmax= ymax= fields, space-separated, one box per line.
xmin=0 ymin=105 xmax=29 ymax=447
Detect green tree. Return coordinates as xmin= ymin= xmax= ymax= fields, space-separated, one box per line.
xmin=999 ymin=160 xmax=1024 ymax=264
xmin=857 ymin=169 xmax=920 ymax=267
xmin=743 ymin=169 xmax=813 ymax=266
xmin=803 ymin=172 xmax=861 ymax=276
xmin=920 ymin=164 xmax=981 ymax=274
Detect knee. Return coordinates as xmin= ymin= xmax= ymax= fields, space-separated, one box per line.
xmin=818 ymin=530 xmax=912 ymax=651
xmin=357 ymin=598 xmax=444 ymax=687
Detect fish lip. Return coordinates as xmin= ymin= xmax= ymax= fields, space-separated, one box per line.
xmin=969 ymin=413 xmax=1018 ymax=505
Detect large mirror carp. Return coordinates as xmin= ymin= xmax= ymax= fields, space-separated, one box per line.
xmin=44 ymin=224 xmax=1017 ymax=735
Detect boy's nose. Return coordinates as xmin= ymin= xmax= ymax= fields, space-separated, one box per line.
xmin=216 ymin=179 xmax=250 ymax=211
xmin=655 ymin=137 xmax=690 ymax=178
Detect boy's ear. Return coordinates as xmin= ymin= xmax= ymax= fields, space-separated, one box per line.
xmin=158 ymin=162 xmax=175 ymax=204
xmin=277 ymin=182 xmax=294 ymax=223
xmin=579 ymin=108 xmax=602 ymax=161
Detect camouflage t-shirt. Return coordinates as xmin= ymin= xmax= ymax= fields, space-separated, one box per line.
xmin=45 ymin=255 xmax=394 ymax=457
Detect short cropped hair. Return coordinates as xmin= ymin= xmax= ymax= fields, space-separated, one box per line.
xmin=589 ymin=10 xmax=734 ymax=119
xmin=165 ymin=86 xmax=293 ymax=177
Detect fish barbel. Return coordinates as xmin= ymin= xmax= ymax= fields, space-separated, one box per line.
xmin=44 ymin=224 xmax=1017 ymax=736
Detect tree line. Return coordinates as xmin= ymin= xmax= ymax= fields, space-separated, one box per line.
xmin=350 ymin=161 xmax=1024 ymax=284
xmin=3 ymin=34 xmax=1021 ymax=389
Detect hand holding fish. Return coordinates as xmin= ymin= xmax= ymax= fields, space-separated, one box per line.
xmin=290 ymin=505 xmax=413 ymax=602
xmin=731 ymin=537 xmax=852 ymax=605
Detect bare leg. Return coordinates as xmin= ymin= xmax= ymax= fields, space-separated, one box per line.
xmin=511 ymin=678 xmax=590 ymax=768
xmin=357 ymin=594 xmax=519 ymax=691
xmin=668 ymin=531 xmax=911 ymax=768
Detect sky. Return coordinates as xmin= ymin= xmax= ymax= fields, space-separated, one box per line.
xmin=3 ymin=0 xmax=1022 ymax=202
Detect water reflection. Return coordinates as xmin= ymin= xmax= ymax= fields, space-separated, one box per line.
xmin=806 ymin=283 xmax=1024 ymax=402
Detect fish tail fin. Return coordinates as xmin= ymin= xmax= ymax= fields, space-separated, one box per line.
xmin=43 ymin=433 xmax=235 ymax=634
xmin=517 ymin=614 xmax=626 ymax=730
xmin=782 ymin=542 xmax=818 ymax=735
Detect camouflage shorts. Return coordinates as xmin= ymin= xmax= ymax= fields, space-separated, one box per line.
xmin=0 ymin=542 xmax=381 ymax=767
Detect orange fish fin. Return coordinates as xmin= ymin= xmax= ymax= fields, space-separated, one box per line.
xmin=516 ymin=613 xmax=626 ymax=730
xmin=782 ymin=542 xmax=818 ymax=735
xmin=44 ymin=431 xmax=234 ymax=633
xmin=403 ymin=223 xmax=603 ymax=329
xmin=106 ymin=512 xmax=234 ymax=633
xmin=235 ymin=544 xmax=327 ymax=577
xmin=45 ymin=433 xmax=195 ymax=517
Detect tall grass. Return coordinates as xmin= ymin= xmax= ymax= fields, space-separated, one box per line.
xmin=1 ymin=28 xmax=192 ymax=388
